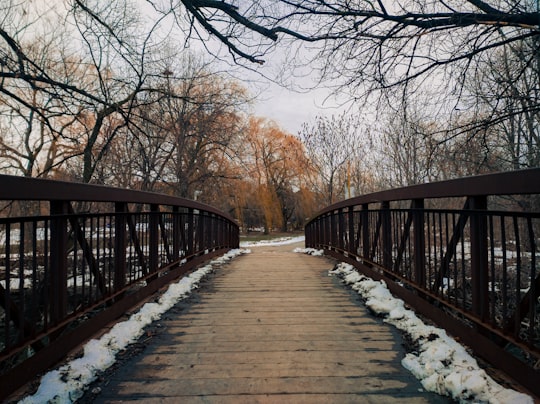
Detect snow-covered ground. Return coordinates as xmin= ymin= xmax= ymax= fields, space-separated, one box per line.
xmin=295 ymin=247 xmax=533 ymax=404
xmin=240 ymin=234 xmax=305 ymax=247
xmin=18 ymin=249 xmax=250 ymax=404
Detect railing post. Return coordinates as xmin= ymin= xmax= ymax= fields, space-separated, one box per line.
xmin=49 ymin=201 xmax=69 ymax=324
xmin=381 ymin=201 xmax=393 ymax=270
xmin=217 ymin=217 xmax=222 ymax=248
xmin=114 ymin=202 xmax=127 ymax=291
xmin=311 ymin=221 xmax=316 ymax=247
xmin=362 ymin=203 xmax=370 ymax=260
xmin=221 ymin=218 xmax=226 ymax=248
xmin=310 ymin=217 xmax=322 ymax=248
xmin=307 ymin=221 xmax=311 ymax=247
xmin=330 ymin=212 xmax=337 ymax=249
xmin=172 ymin=206 xmax=180 ymax=262
xmin=470 ymin=196 xmax=489 ymax=320
xmin=212 ymin=214 xmax=218 ymax=249
xmin=212 ymin=214 xmax=217 ymax=249
xmin=321 ymin=213 xmax=324 ymax=247
xmin=187 ymin=208 xmax=194 ymax=256
xmin=234 ymin=220 xmax=240 ymax=248
xmin=338 ymin=208 xmax=345 ymax=251
xmin=149 ymin=204 xmax=159 ymax=273
xmin=413 ymin=199 xmax=426 ymax=287
xmin=319 ymin=216 xmax=323 ymax=247
xmin=227 ymin=219 xmax=236 ymax=245
xmin=228 ymin=219 xmax=233 ymax=248
xmin=348 ymin=206 xmax=355 ymax=255
xmin=198 ymin=211 xmax=206 ymax=252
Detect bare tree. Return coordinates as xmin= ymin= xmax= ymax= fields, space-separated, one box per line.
xmin=146 ymin=1 xmax=538 ymax=67
xmin=146 ymin=2 xmax=539 ymax=97
xmin=4 ymin=0 xmax=540 ymax=118
xmin=0 ymin=1 xmax=171 ymax=182
xmin=157 ymin=57 xmax=248 ymax=199
xmin=464 ymin=37 xmax=540 ymax=169
xmin=299 ymin=113 xmax=362 ymax=205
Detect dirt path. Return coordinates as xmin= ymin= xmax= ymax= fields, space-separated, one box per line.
xmin=90 ymin=243 xmax=450 ymax=403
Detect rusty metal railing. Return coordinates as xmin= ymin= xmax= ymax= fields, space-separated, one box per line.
xmin=0 ymin=175 xmax=239 ymax=399
xmin=305 ymin=168 xmax=540 ymax=397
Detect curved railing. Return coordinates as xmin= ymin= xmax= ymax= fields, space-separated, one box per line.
xmin=0 ymin=175 xmax=239 ymax=398
xmin=305 ymin=168 xmax=540 ymax=396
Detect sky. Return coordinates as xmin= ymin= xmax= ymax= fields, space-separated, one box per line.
xmin=17 ymin=238 xmax=534 ymax=404
xmin=189 ymin=21 xmax=352 ymax=136
xmin=31 ymin=0 xmax=349 ymax=137
xmin=249 ymin=81 xmax=348 ymax=136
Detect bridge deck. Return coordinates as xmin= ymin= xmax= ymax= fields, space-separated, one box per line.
xmin=89 ymin=242 xmax=449 ymax=403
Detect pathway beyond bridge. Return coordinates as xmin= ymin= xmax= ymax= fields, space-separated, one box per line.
xmin=88 ymin=242 xmax=449 ymax=403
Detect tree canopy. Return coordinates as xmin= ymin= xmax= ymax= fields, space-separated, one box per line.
xmin=1 ymin=0 xmax=539 ymax=220
xmin=171 ymin=1 xmax=539 ymax=85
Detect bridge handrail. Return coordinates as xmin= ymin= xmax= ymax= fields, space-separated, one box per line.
xmin=305 ymin=168 xmax=540 ymax=397
xmin=0 ymin=174 xmax=235 ymax=219
xmin=313 ymin=168 xmax=540 ymax=217
xmin=0 ymin=175 xmax=239 ymax=399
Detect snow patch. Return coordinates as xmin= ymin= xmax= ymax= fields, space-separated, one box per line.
xmin=292 ymin=247 xmax=324 ymax=256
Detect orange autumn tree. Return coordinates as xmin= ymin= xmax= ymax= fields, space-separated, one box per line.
xmin=245 ymin=117 xmax=311 ymax=233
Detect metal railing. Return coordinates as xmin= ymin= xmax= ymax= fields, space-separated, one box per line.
xmin=305 ymin=168 xmax=540 ymax=397
xmin=0 ymin=175 xmax=239 ymax=398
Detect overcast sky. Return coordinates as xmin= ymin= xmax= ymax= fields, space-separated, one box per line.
xmin=210 ymin=34 xmax=351 ymax=136
xmin=135 ymin=0 xmax=352 ymax=136
xmin=249 ymin=81 xmax=347 ymax=135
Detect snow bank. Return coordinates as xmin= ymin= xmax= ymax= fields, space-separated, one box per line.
xmin=292 ymin=247 xmax=324 ymax=256
xmin=19 ymin=249 xmax=249 ymax=404
xmin=328 ymin=262 xmax=533 ymax=404
xmin=240 ymin=235 xmax=305 ymax=247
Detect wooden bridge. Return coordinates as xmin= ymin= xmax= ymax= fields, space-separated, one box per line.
xmin=1 ymin=170 xmax=539 ymax=401
xmin=84 ymin=242 xmax=450 ymax=403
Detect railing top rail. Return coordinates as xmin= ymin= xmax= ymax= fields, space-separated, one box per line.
xmin=0 ymin=174 xmax=236 ymax=222
xmin=314 ymin=168 xmax=540 ymax=217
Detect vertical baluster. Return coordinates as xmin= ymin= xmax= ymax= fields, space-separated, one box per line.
xmin=381 ymin=201 xmax=392 ymax=270
xmin=470 ymin=196 xmax=489 ymax=321
xmin=526 ymin=217 xmax=536 ymax=344
xmin=413 ymin=199 xmax=426 ymax=287
xmin=4 ymin=223 xmax=11 ymax=348
xmin=513 ymin=216 xmax=521 ymax=336
xmin=149 ymin=204 xmax=159 ymax=274
xmin=49 ymin=201 xmax=69 ymax=325
xmin=348 ymin=206 xmax=355 ymax=256
xmin=187 ymin=208 xmax=194 ymax=257
xmin=114 ymin=203 xmax=127 ymax=292
xmin=362 ymin=203 xmax=370 ymax=260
